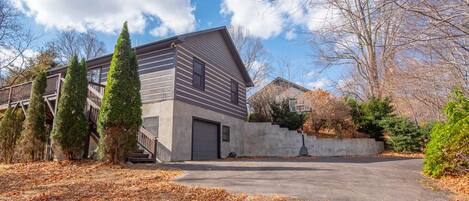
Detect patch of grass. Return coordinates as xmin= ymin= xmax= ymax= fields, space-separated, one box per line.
xmin=0 ymin=161 xmax=290 ymax=201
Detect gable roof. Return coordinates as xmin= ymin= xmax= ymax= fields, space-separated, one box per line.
xmin=248 ymin=77 xmax=309 ymax=101
xmin=49 ymin=26 xmax=254 ymax=87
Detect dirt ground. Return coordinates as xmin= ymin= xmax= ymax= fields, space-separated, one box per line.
xmin=0 ymin=161 xmax=289 ymax=201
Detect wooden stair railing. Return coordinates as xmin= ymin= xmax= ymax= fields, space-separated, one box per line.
xmin=86 ymin=82 xmax=158 ymax=159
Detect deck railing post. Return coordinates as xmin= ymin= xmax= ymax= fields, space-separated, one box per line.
xmin=54 ymin=73 xmax=62 ymax=114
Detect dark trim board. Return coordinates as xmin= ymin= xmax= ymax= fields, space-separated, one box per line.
xmin=191 ymin=116 xmax=221 ymax=161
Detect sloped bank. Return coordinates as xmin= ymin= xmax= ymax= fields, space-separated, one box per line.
xmin=241 ymin=122 xmax=384 ymax=157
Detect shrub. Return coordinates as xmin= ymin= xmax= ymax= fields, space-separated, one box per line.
xmin=270 ymin=99 xmax=305 ymax=130
xmin=0 ymin=108 xmax=25 ymax=163
xmin=347 ymin=97 xmax=394 ymax=140
xmin=51 ymin=56 xmax=88 ymax=160
xmin=247 ymin=112 xmax=269 ymax=122
xmin=380 ymin=117 xmax=426 ymax=153
xmin=18 ymin=71 xmax=47 ymax=161
xmin=302 ymin=89 xmax=354 ymax=138
xmin=248 ymin=85 xmax=280 ymax=121
xmin=424 ymin=88 xmax=469 ymax=177
xmin=98 ymin=22 xmax=141 ymax=163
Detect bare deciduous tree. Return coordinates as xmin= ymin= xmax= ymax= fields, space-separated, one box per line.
xmin=229 ymin=26 xmax=271 ymax=92
xmin=48 ymin=30 xmax=105 ymax=64
xmin=307 ymin=0 xmax=407 ymax=98
xmin=0 ymin=0 xmax=34 ymax=86
xmin=307 ymin=0 xmax=467 ymax=122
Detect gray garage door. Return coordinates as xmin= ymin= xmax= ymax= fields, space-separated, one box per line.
xmin=192 ymin=120 xmax=219 ymax=160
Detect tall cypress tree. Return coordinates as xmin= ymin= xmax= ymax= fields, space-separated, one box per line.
xmin=98 ymin=22 xmax=142 ymax=163
xmin=0 ymin=107 xmax=25 ymax=163
xmin=51 ymin=56 xmax=88 ymax=160
xmin=19 ymin=71 xmax=47 ymax=161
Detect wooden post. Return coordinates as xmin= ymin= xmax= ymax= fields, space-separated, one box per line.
xmin=54 ymin=73 xmax=62 ymax=114
xmin=47 ymin=74 xmax=62 ymax=161
xmin=153 ymin=138 xmax=158 ymax=160
xmin=7 ymin=87 xmax=12 ymax=106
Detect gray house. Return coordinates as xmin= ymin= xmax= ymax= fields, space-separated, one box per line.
xmin=0 ymin=26 xmax=253 ymax=162
xmin=0 ymin=26 xmax=385 ymax=162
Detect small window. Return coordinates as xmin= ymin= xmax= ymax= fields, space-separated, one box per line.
xmin=142 ymin=116 xmax=159 ymax=138
xmin=289 ymin=98 xmax=297 ymax=112
xmin=192 ymin=58 xmax=205 ymax=90
xmin=230 ymin=79 xmax=239 ymax=104
xmin=87 ymin=68 xmax=101 ymax=83
xmin=222 ymin=126 xmax=230 ymax=142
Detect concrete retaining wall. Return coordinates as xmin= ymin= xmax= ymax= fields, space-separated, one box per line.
xmin=240 ymin=122 xmax=384 ymax=157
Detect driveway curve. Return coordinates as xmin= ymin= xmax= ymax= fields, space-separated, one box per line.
xmin=164 ymin=157 xmax=451 ymax=201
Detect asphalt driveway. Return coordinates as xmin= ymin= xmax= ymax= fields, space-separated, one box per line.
xmin=164 ymin=157 xmax=451 ymax=201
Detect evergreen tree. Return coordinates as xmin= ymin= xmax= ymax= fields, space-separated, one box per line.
xmin=18 ymin=71 xmax=47 ymax=161
xmin=51 ymin=56 xmax=88 ymax=160
xmin=0 ymin=107 xmax=25 ymax=163
xmin=98 ymin=22 xmax=141 ymax=163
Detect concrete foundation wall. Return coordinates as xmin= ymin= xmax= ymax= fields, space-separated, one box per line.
xmin=171 ymin=100 xmax=245 ymax=161
xmin=142 ymin=100 xmax=174 ymax=161
xmin=241 ymin=122 xmax=384 ymax=157
xmin=148 ymin=101 xmax=383 ymax=161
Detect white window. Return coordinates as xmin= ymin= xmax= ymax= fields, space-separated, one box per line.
xmin=288 ymin=98 xmax=297 ymax=112
xmin=87 ymin=68 xmax=101 ymax=83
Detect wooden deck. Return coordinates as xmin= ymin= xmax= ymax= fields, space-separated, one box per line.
xmin=0 ymin=74 xmax=158 ymax=162
xmin=0 ymin=74 xmax=61 ymax=110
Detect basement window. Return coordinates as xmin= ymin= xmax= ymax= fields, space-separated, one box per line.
xmin=142 ymin=116 xmax=159 ymax=138
xmin=222 ymin=125 xmax=230 ymax=142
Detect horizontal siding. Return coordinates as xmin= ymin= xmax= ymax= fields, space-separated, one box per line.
xmin=181 ymin=31 xmax=244 ymax=82
xmin=175 ymin=36 xmax=248 ymax=120
xmin=88 ymin=46 xmax=176 ymax=103
xmin=140 ymin=68 xmax=174 ymax=103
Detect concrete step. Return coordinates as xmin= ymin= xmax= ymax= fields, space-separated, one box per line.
xmin=127 ymin=157 xmax=155 ymax=163
xmin=127 ymin=153 xmax=150 ymax=158
xmin=133 ymin=149 xmax=144 ymax=154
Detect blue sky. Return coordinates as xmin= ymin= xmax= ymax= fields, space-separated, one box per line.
xmin=13 ymin=0 xmax=350 ymax=91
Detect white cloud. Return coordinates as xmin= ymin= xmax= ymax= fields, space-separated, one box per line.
xmin=12 ymin=0 xmax=195 ymax=36
xmin=221 ymin=0 xmax=342 ymax=39
xmin=221 ymin=0 xmax=283 ymax=39
xmin=306 ymin=78 xmax=332 ymax=89
xmin=285 ymin=29 xmax=296 ymax=40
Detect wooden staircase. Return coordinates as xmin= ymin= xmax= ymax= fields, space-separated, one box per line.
xmin=86 ymin=82 xmax=158 ymax=163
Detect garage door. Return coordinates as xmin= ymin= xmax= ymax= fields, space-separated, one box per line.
xmin=192 ymin=119 xmax=219 ymax=160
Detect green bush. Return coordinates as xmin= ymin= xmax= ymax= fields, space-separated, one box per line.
xmin=247 ymin=112 xmax=269 ymax=122
xmin=51 ymin=56 xmax=88 ymax=160
xmin=347 ymin=97 xmax=394 ymax=140
xmin=98 ymin=22 xmax=142 ymax=163
xmin=0 ymin=108 xmax=25 ymax=163
xmin=18 ymin=71 xmax=47 ymax=161
xmin=424 ymin=88 xmax=469 ymax=177
xmin=380 ymin=117 xmax=426 ymax=153
xmin=270 ymin=99 xmax=305 ymax=130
